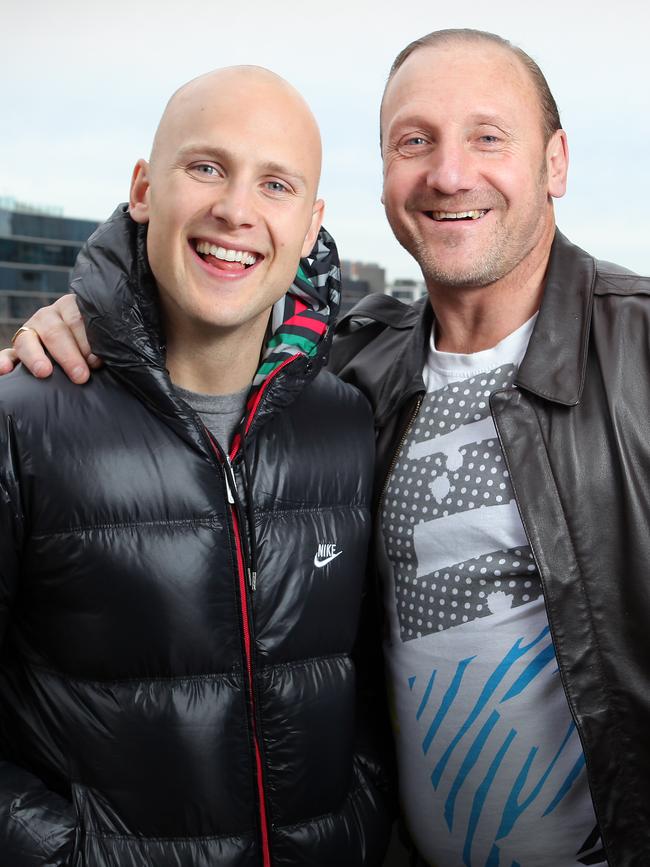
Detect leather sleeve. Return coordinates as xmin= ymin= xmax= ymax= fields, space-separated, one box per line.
xmin=0 ymin=414 xmax=77 ymax=866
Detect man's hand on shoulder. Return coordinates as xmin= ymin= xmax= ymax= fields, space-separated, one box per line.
xmin=0 ymin=294 xmax=102 ymax=384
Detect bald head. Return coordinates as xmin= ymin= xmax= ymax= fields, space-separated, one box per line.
xmin=150 ymin=66 xmax=322 ymax=192
xmin=127 ymin=65 xmax=326 ymax=349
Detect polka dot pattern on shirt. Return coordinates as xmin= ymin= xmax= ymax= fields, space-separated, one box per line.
xmin=382 ymin=364 xmax=543 ymax=642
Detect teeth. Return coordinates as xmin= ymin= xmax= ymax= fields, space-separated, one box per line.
xmin=431 ymin=210 xmax=488 ymax=221
xmin=195 ymin=240 xmax=257 ymax=265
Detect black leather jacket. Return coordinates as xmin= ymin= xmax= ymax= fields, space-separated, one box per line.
xmin=0 ymin=208 xmax=392 ymax=866
xmin=330 ymin=230 xmax=650 ymax=867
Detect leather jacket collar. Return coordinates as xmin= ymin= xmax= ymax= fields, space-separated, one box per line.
xmin=517 ymin=231 xmax=595 ymax=406
xmin=370 ymin=229 xmax=597 ymax=423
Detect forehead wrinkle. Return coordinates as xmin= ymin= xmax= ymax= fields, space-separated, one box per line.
xmin=393 ymin=110 xmax=515 ymax=131
xmin=382 ymin=43 xmax=539 ymax=140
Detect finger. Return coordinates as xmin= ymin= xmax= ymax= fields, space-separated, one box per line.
xmin=56 ymin=295 xmax=96 ymax=363
xmin=0 ymin=347 xmax=19 ymax=375
xmin=10 ymin=330 xmax=54 ymax=378
xmin=87 ymin=354 xmax=104 ymax=369
xmin=19 ymin=304 xmax=91 ymax=383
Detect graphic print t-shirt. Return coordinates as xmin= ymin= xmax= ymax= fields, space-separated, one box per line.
xmin=381 ymin=317 xmax=604 ymax=867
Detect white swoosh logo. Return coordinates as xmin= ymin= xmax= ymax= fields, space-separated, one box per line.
xmin=313 ymin=551 xmax=343 ymax=568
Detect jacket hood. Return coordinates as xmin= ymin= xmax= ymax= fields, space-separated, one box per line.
xmin=71 ymin=205 xmax=342 ymax=454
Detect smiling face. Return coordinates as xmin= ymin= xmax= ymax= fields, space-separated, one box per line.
xmin=129 ymin=67 xmax=324 ymax=343
xmin=380 ymin=42 xmax=568 ymax=292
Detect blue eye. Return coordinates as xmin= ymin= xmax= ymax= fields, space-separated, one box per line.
xmin=187 ymin=163 xmax=222 ymax=179
xmin=266 ymin=181 xmax=288 ymax=193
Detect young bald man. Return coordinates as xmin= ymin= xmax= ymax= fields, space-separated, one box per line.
xmin=0 ymin=68 xmax=392 ymax=866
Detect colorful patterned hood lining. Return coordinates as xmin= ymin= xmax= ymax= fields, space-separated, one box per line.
xmin=254 ymin=229 xmax=341 ymax=387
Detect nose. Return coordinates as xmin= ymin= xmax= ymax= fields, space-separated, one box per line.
xmin=425 ymin=138 xmax=476 ymax=196
xmin=209 ymin=178 xmax=256 ymax=229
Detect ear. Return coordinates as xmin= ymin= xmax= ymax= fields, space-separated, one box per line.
xmin=129 ymin=159 xmax=151 ymax=224
xmin=301 ymin=198 xmax=326 ymax=257
xmin=546 ymin=129 xmax=569 ymax=199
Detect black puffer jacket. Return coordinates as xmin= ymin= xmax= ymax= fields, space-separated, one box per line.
xmin=0 ymin=207 xmax=391 ymax=866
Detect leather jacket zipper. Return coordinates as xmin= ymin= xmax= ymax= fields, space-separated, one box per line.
xmin=376 ymin=393 xmax=424 ymax=519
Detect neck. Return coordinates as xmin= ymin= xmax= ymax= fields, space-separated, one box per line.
xmin=429 ymin=221 xmax=554 ymax=354
xmin=164 ymin=314 xmax=269 ymax=395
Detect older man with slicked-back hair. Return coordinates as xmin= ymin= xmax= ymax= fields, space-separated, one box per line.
xmin=0 ymin=67 xmax=393 ymax=867
xmin=333 ymin=28 xmax=650 ymax=867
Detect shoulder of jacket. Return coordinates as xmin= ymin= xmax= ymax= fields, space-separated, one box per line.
xmin=0 ymin=365 xmax=67 ymax=413
xmin=338 ymin=293 xmax=424 ymax=331
xmin=305 ymin=368 xmax=373 ymax=413
xmin=592 ymin=257 xmax=650 ymax=297
xmin=0 ymin=366 xmax=119 ymax=430
xmin=329 ymin=295 xmax=426 ymax=377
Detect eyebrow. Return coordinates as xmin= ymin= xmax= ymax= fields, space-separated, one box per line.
xmin=176 ymin=144 xmax=308 ymax=186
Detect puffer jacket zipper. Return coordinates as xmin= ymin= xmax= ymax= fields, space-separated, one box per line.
xmin=230 ymin=486 xmax=271 ymax=867
xmin=209 ymin=353 xmax=302 ymax=867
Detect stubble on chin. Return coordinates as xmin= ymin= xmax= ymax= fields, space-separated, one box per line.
xmin=414 ymin=234 xmax=510 ymax=290
xmin=394 ymin=159 xmax=550 ymax=293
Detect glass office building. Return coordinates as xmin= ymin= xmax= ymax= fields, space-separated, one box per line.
xmin=0 ymin=200 xmax=98 ymax=327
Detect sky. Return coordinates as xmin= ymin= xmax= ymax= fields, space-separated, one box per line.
xmin=2 ymin=0 xmax=648 ymax=281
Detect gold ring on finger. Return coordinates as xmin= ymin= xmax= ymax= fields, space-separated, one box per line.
xmin=10 ymin=325 xmax=38 ymax=346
